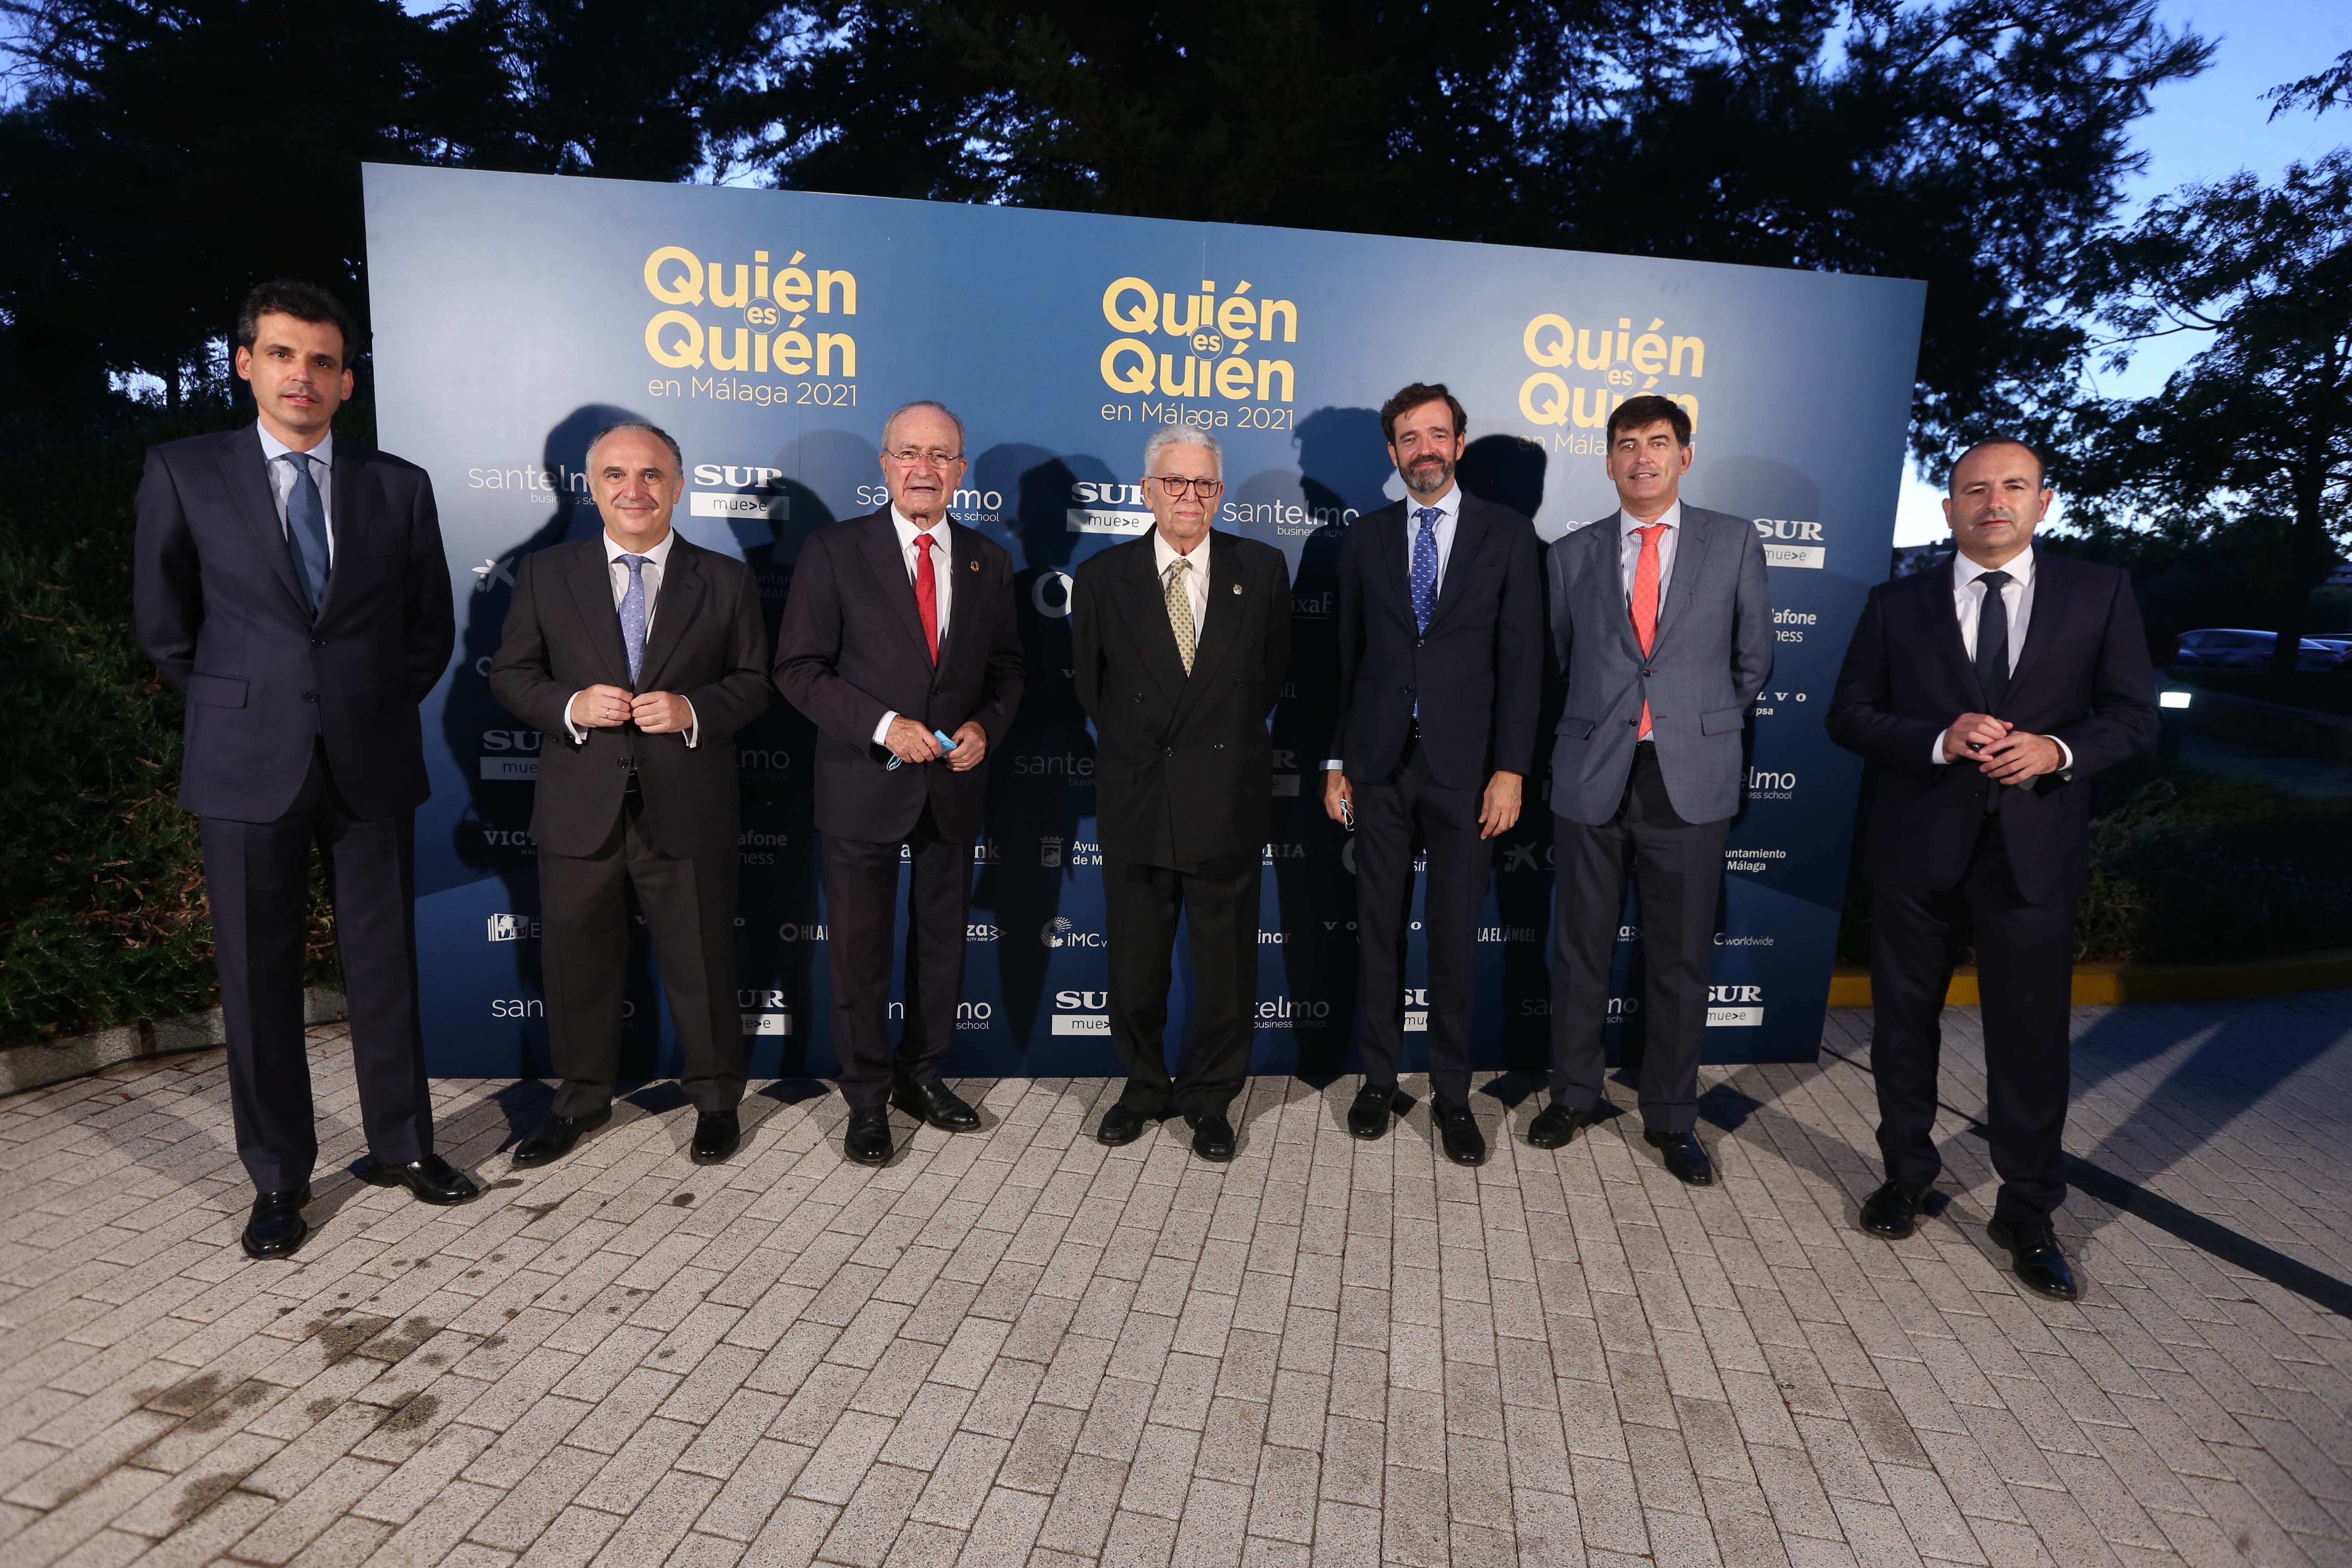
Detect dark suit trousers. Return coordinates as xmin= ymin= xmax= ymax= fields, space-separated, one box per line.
xmin=824 ymin=804 xmax=971 ymax=1110
xmin=1352 ymin=740 xmax=1487 ymax=1111
xmin=1550 ymin=742 xmax=1728 ymax=1134
xmin=201 ymin=743 xmax=431 ymax=1193
xmin=1105 ymin=852 xmax=1259 ymax=1119
xmin=538 ymin=789 xmax=745 ymax=1119
xmin=1871 ymin=817 xmax=2075 ymax=1225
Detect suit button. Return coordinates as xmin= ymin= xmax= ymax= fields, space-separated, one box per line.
xmin=299 ymin=690 xmax=316 ymax=702
xmin=1627 ymin=719 xmax=1638 ymax=728
xmin=1164 ymin=747 xmax=1174 ymax=757
xmin=1212 ymin=743 xmax=1225 ymax=751
xmin=617 ymin=758 xmax=630 ymax=769
xmin=1416 ymin=638 xmax=1424 ymax=648
xmin=310 ymin=636 xmax=325 ymax=648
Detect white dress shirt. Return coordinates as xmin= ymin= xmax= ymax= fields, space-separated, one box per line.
xmin=564 ymin=528 xmax=698 ymax=746
xmin=1153 ymin=526 xmax=1212 ymax=631
xmin=1618 ymin=499 xmax=1682 ymax=604
xmin=1326 ymin=485 xmax=1463 ymax=769
xmin=1931 ymin=546 xmax=2070 ymax=770
xmin=874 ymin=508 xmax=956 ymax=745
xmin=257 ymin=421 xmax=335 ymax=565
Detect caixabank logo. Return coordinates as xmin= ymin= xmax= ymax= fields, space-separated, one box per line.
xmin=1095 ymin=275 xmax=1301 ymax=431
xmin=1518 ymin=312 xmax=1706 ymax=452
xmin=642 ymin=245 xmax=860 ymax=408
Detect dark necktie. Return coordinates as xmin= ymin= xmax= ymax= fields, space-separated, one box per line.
xmin=1974 ymin=569 xmax=2012 ymax=710
xmin=279 ymin=452 xmax=331 ymax=614
xmin=1410 ymin=508 xmax=1441 ymax=632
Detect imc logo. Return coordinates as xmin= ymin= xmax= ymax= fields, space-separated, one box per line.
xmin=1706 ymin=985 xmax=1764 ymax=1028
xmin=1052 ymin=989 xmax=1111 ymax=1035
xmin=486 ymin=913 xmax=539 ymax=942
xmin=1041 ymin=917 xmax=1105 ymax=949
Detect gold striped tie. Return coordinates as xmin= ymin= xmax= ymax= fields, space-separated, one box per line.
xmin=1165 ymin=558 xmax=1197 ymax=675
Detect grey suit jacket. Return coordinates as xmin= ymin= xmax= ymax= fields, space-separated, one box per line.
xmin=1545 ymin=504 xmax=1773 ymax=825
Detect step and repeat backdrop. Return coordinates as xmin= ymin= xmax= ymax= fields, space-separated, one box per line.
xmin=363 ymin=163 xmax=1925 ymax=1082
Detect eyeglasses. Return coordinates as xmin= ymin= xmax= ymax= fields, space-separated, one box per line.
xmin=1150 ymin=475 xmax=1225 ymax=499
xmin=885 ymin=447 xmax=965 ymax=468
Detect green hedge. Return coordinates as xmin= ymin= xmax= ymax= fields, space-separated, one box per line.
xmin=1837 ymin=761 xmax=2352 ymax=967
xmin=0 ymin=411 xmax=334 ymax=1045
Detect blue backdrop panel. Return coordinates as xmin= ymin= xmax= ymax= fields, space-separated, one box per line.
xmin=361 ymin=164 xmax=1923 ymax=1082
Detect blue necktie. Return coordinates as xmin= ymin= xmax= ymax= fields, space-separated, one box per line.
xmin=618 ymin=554 xmax=651 ymax=686
xmin=279 ymin=452 xmax=331 ymax=614
xmin=1410 ymin=507 xmax=1441 ymax=632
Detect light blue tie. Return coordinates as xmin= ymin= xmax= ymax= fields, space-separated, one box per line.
xmin=1410 ymin=508 xmax=1441 ymax=632
xmin=618 ymin=554 xmax=651 ymax=686
xmin=279 ymin=452 xmax=331 ymax=614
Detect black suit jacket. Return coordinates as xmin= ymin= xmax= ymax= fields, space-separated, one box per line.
xmin=1333 ymin=492 xmax=1543 ymax=789
xmin=1826 ymin=546 xmax=2157 ymax=905
xmin=133 ymin=426 xmax=453 ymax=823
xmin=773 ymin=509 xmax=1024 ymax=843
xmin=1073 ymin=530 xmax=1292 ymax=869
xmin=489 ymin=534 xmax=772 ymax=859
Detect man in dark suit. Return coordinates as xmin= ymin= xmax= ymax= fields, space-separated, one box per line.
xmin=134 ymin=279 xmax=476 ymax=1260
xmin=490 ymin=421 xmax=772 ymax=1168
xmin=1541 ymin=395 xmax=1772 ymax=1183
xmin=1324 ymin=383 xmax=1542 ymax=1165
xmin=1828 ymin=438 xmax=2156 ymax=1300
xmin=1073 ymin=428 xmax=1292 ymax=1162
xmin=774 ymin=401 xmax=1024 ymax=1166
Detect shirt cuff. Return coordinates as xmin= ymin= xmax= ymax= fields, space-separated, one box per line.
xmin=873 ymin=710 xmax=897 ymax=747
xmin=1323 ymin=759 xmax=1344 ymax=771
xmin=565 ymin=691 xmax=588 ymax=745
xmin=1930 ymin=726 xmax=1948 ymax=765
xmin=2051 ymin=735 xmax=2073 ymax=773
xmin=683 ymin=698 xmax=700 ymax=749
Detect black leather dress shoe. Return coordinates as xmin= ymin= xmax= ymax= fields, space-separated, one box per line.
xmin=844 ymin=1106 xmax=893 ymax=1166
xmin=1987 ymin=1217 xmax=2080 ymax=1301
xmin=1859 ymin=1180 xmax=1933 ymax=1240
xmin=1186 ymin=1111 xmax=1237 ymax=1162
xmin=1526 ymin=1102 xmax=1587 ymax=1150
xmin=241 ymin=1187 xmax=310 ymax=1260
xmin=512 ymin=1108 xmax=610 ymax=1169
xmin=691 ymin=1110 xmax=741 ymax=1165
xmin=1436 ymin=1106 xmax=1487 ymax=1166
xmin=893 ymin=1080 xmax=981 ymax=1132
xmin=1644 ymin=1129 xmax=1715 ymax=1186
xmin=360 ymin=1153 xmax=479 ymax=1205
xmin=1347 ymin=1084 xmax=1394 ymax=1140
xmin=1096 ymin=1102 xmax=1162 ymax=1147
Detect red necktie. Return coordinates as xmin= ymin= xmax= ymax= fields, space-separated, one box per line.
xmin=914 ymin=533 xmax=940 ymax=663
xmin=1630 ymin=523 xmax=1667 ymax=739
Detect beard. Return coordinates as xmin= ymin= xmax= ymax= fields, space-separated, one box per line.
xmin=1403 ymin=455 xmax=1452 ymax=498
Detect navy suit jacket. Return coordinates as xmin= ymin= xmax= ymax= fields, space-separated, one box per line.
xmin=133 ymin=425 xmax=453 ymax=823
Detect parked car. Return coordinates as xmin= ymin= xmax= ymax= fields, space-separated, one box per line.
xmin=2173 ymin=628 xmax=2349 ymax=671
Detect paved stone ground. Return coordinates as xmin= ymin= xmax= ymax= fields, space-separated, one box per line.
xmin=3 ymin=993 xmax=2348 ymax=1568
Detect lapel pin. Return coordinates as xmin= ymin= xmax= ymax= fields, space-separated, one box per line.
xmin=1231 ymin=583 xmax=1243 ymax=593
xmin=968 ymin=560 xmax=978 ymax=571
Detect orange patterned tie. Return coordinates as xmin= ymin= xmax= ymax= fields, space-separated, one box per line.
xmin=1630 ymin=523 xmax=1667 ymax=739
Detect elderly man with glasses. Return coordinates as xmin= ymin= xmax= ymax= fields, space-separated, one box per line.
xmin=1071 ymin=427 xmax=1291 ymax=1162
xmin=775 ymin=400 xmax=1026 ymax=1165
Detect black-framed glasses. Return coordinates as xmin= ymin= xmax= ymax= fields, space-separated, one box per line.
xmin=885 ymin=447 xmax=965 ymax=468
xmin=1150 ymin=475 xmax=1225 ymax=499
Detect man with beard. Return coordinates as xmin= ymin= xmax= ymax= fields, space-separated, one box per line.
xmin=1325 ymin=383 xmax=1543 ymax=1164
xmin=1539 ymin=395 xmax=1772 ymax=1183
xmin=1073 ymin=428 xmax=1291 ymax=1162
xmin=1828 ymin=438 xmax=2155 ymax=1299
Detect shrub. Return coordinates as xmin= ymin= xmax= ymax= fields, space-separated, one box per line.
xmin=0 ymin=410 xmax=336 ymax=1044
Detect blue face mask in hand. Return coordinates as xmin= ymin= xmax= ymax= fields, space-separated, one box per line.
xmin=887 ymin=729 xmax=960 ymax=771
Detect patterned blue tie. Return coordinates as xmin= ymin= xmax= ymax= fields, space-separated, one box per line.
xmin=618 ymin=554 xmax=651 ymax=686
xmin=279 ymin=452 xmax=331 ymax=614
xmin=1410 ymin=507 xmax=1441 ymax=632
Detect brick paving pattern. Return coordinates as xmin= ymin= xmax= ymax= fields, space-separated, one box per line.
xmin=2 ymin=991 xmax=2347 ymax=1566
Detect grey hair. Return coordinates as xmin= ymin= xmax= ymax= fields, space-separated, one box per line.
xmin=586 ymin=419 xmax=683 ymax=475
xmin=881 ymin=399 xmax=966 ymax=455
xmin=1143 ymin=425 xmax=1224 ymax=479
